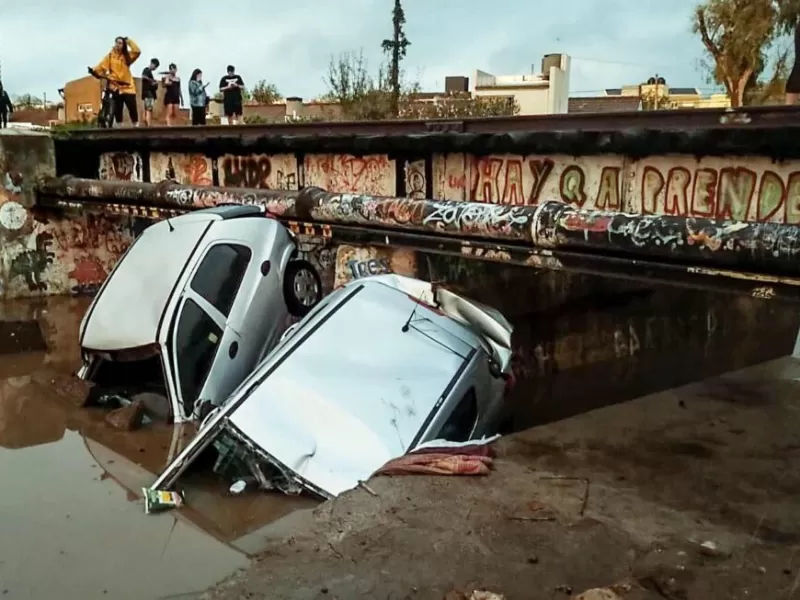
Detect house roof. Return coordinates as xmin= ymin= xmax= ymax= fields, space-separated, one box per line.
xmin=568 ymin=96 xmax=642 ymax=113
xmin=670 ymin=87 xmax=701 ymax=95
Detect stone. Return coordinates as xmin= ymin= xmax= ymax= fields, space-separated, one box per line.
xmin=573 ymin=589 xmax=622 ymax=600
xmin=105 ymin=400 xmax=145 ymax=431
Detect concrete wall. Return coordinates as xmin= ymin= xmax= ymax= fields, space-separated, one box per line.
xmin=0 ymin=131 xmax=136 ymax=298
xmin=90 ymin=149 xmax=800 ymax=224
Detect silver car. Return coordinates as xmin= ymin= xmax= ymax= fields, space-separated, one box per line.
xmin=151 ymin=274 xmax=514 ymax=499
xmin=77 ymin=205 xmax=322 ymax=423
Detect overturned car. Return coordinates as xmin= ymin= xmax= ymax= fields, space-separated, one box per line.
xmin=77 ymin=205 xmax=322 ymax=423
xmin=151 ymin=274 xmax=514 ymax=499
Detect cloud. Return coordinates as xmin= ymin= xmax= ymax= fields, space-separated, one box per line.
xmin=0 ymin=0 xmax=712 ymax=102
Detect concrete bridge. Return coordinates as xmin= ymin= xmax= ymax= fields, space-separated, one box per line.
xmin=4 ymin=105 xmax=800 ymax=427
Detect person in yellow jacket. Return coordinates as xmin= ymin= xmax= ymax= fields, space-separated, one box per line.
xmin=89 ymin=36 xmax=142 ymax=126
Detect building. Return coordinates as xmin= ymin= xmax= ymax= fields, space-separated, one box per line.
xmin=567 ymin=96 xmax=642 ymax=113
xmin=472 ymin=54 xmax=571 ymax=115
xmin=209 ymin=96 xmax=344 ymax=123
xmin=605 ymin=79 xmax=731 ymax=109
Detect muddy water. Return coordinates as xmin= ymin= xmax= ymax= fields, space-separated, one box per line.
xmin=0 ymin=298 xmax=317 ymax=600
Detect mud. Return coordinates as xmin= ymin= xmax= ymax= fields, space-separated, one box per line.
xmin=204 ymin=356 xmax=800 ymax=600
xmin=0 ymin=297 xmax=315 ymax=600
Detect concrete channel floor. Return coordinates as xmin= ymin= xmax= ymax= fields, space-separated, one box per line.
xmin=204 ymin=356 xmax=800 ymax=600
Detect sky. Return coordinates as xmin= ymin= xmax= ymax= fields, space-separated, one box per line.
xmin=0 ymin=0 xmax=715 ymax=102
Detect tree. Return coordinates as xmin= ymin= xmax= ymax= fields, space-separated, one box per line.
xmin=13 ymin=94 xmax=42 ymax=108
xmin=402 ymin=93 xmax=520 ymax=118
xmin=692 ymin=0 xmax=777 ymax=107
xmin=744 ymin=43 xmax=791 ymax=104
xmin=381 ymin=0 xmax=410 ymax=116
xmin=775 ymin=0 xmax=800 ymax=32
xmin=250 ymin=80 xmax=282 ymax=104
xmin=323 ymin=50 xmax=394 ymax=120
xmin=323 ymin=49 xmax=519 ymax=121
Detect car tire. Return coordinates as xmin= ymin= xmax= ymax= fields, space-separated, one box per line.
xmin=283 ymin=259 xmax=322 ymax=317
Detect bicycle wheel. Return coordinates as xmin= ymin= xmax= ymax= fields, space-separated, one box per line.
xmin=98 ymin=93 xmax=115 ymax=128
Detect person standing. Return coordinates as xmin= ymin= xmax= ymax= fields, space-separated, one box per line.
xmin=188 ymin=69 xmax=209 ymax=126
xmin=161 ymin=63 xmax=183 ymax=126
xmin=0 ymin=82 xmax=13 ymax=128
xmin=90 ymin=36 xmax=141 ymax=126
xmin=141 ymin=58 xmax=160 ymax=126
xmin=219 ymin=65 xmax=244 ymax=125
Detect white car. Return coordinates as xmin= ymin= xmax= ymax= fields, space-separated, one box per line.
xmin=151 ymin=274 xmax=514 ymax=499
xmin=77 ymin=205 xmax=322 ymax=423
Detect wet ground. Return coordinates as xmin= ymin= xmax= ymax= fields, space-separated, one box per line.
xmin=2 ymin=292 xmax=798 ymax=599
xmin=206 ymin=355 xmax=800 ymax=599
xmin=0 ymin=297 xmax=316 ymax=600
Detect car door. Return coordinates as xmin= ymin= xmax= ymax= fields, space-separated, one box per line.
xmin=172 ymin=242 xmax=252 ymax=418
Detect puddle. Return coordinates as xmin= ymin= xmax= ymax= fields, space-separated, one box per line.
xmin=0 ymin=297 xmax=316 ymax=599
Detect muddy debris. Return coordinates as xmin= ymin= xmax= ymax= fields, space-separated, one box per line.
xmin=572 ymin=589 xmax=622 ymax=600
xmin=689 ymin=539 xmax=731 ymax=559
xmin=105 ymin=400 xmax=145 ymax=431
xmin=443 ymin=590 xmax=506 ymax=600
xmin=31 ymin=369 xmax=92 ymax=407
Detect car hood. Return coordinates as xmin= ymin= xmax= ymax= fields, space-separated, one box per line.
xmin=81 ymin=219 xmax=211 ymax=351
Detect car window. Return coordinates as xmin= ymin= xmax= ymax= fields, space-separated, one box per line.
xmin=190 ymin=244 xmax=252 ymax=317
xmin=175 ymin=298 xmax=223 ymax=413
xmin=437 ymin=388 xmax=477 ymax=442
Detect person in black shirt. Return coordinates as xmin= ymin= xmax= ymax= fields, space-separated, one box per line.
xmin=141 ymin=58 xmax=160 ymax=126
xmin=161 ymin=63 xmax=183 ymax=126
xmin=0 ymin=82 xmax=13 ymax=128
xmin=219 ymin=65 xmax=244 ymax=125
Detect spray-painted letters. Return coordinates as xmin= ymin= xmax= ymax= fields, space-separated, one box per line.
xmin=219 ymin=154 xmax=299 ymax=190
xmin=305 ymin=154 xmax=395 ymax=196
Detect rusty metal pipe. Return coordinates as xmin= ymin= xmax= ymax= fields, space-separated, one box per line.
xmin=36 ymin=175 xmax=800 ymax=279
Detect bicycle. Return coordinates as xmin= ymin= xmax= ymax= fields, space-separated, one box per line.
xmin=87 ymin=68 xmax=127 ymax=128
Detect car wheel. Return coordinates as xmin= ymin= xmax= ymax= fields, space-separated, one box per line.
xmin=283 ymin=259 xmax=322 ymax=317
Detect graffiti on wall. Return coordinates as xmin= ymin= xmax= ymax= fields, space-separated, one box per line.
xmin=514 ymin=306 xmax=721 ymax=379
xmin=635 ymin=156 xmax=800 ymax=223
xmin=333 ymin=245 xmax=418 ymax=288
xmin=99 ymin=152 xmax=143 ymax=182
xmin=405 ymin=160 xmax=426 ymax=199
xmin=94 ymin=150 xmax=800 ymax=225
xmin=432 ymin=153 xmax=800 ymax=224
xmin=305 ymin=154 xmax=395 ymax=196
xmin=51 ymin=214 xmax=133 ymax=294
xmin=433 ymin=153 xmax=626 ymax=208
xmin=219 ymin=154 xmax=298 ymax=189
xmin=1 ymin=163 xmax=134 ymax=297
xmin=150 ymin=153 xmax=212 ymax=185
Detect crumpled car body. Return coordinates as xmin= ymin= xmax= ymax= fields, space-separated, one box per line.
xmin=76 ymin=205 xmax=322 ymax=424
xmin=151 ymin=274 xmax=514 ymax=498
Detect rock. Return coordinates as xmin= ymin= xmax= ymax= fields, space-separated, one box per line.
xmin=31 ymin=369 xmax=92 ymax=407
xmin=573 ymin=589 xmax=622 ymax=600
xmin=105 ymin=400 xmax=145 ymax=431
xmin=691 ymin=539 xmax=731 ymax=559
